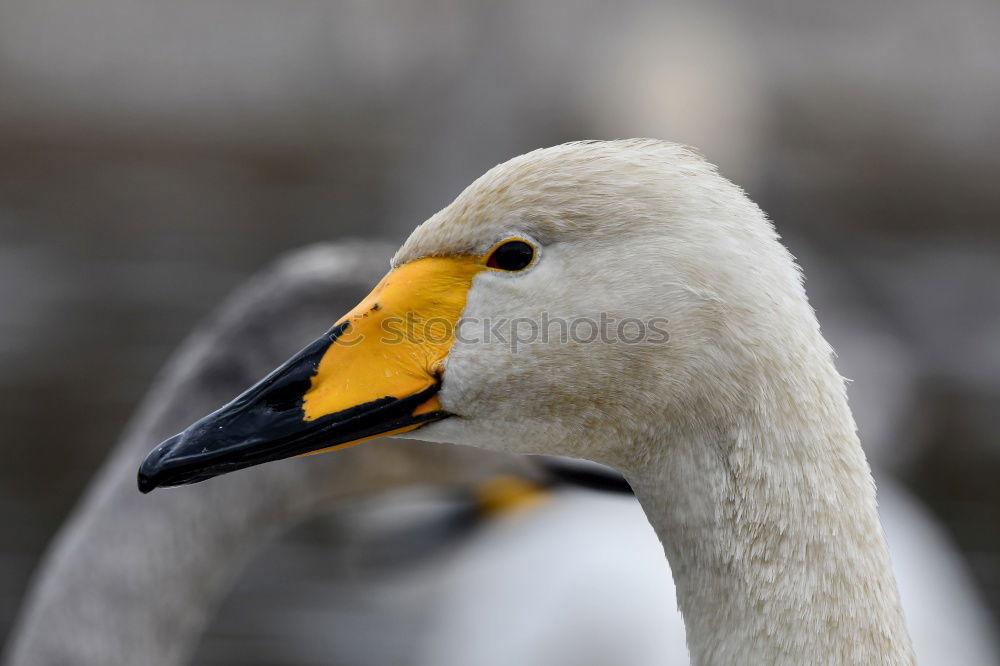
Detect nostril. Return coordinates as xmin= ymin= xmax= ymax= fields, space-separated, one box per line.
xmin=261 ymin=378 xmax=311 ymax=412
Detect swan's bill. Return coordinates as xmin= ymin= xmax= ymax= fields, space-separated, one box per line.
xmin=137 ymin=256 xmax=487 ymax=493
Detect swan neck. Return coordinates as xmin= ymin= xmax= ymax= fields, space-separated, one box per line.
xmin=624 ymin=379 xmax=916 ymax=665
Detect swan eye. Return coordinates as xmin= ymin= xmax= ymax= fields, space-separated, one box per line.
xmin=486 ymin=240 xmax=535 ymax=271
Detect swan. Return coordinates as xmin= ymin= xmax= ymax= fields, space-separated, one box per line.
xmin=4 ymin=242 xmax=537 ymax=666
xmin=137 ymin=139 xmax=919 ymax=664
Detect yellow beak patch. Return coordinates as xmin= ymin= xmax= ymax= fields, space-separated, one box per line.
xmin=302 ymin=255 xmax=486 ymax=426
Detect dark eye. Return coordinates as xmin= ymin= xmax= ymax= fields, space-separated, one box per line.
xmin=486 ymin=240 xmax=535 ymax=271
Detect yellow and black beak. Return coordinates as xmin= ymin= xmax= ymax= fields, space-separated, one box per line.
xmin=137 ymin=256 xmax=486 ymax=493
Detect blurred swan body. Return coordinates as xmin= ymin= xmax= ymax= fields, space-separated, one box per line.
xmin=8 ymin=238 xmax=998 ymax=665
xmin=417 ymin=476 xmax=998 ymax=666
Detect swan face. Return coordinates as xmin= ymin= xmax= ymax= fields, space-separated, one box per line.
xmin=400 ymin=215 xmax=679 ymax=461
xmin=401 ymin=141 xmax=803 ymax=464
xmin=138 ymin=139 xmax=802 ymax=490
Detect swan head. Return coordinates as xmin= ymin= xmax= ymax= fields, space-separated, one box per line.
xmin=138 ymin=139 xmax=817 ymax=491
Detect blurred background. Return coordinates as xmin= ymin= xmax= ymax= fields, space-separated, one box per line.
xmin=1 ymin=0 xmax=999 ymax=662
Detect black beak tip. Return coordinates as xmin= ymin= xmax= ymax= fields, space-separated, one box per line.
xmin=137 ymin=432 xmax=183 ymax=494
xmin=137 ymin=470 xmax=157 ymax=494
